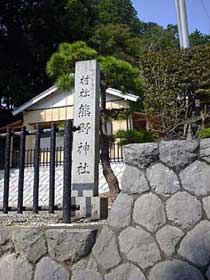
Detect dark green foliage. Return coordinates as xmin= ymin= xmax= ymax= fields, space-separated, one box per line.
xmin=98 ymin=55 xmax=142 ymax=95
xmin=90 ymin=24 xmax=144 ymax=64
xmin=0 ymin=0 xmax=142 ymax=106
xmin=0 ymin=0 xmax=98 ymax=106
xmin=1 ymin=0 xmax=210 ymax=110
xmin=190 ymin=30 xmax=210 ymax=46
xmin=96 ymin=0 xmax=140 ymax=32
xmin=47 ymin=41 xmax=97 ymax=81
xmin=66 ymin=0 xmax=99 ymax=40
xmin=0 ymin=1 xmax=68 ymax=105
xmin=47 ymin=41 xmax=143 ymax=101
xmin=139 ymin=23 xmax=179 ymax=51
xmin=89 ymin=21 xmax=180 ymax=63
xmin=114 ymin=129 xmax=158 ymax=145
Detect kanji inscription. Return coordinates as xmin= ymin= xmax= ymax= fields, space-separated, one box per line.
xmin=72 ymin=60 xmax=100 ymax=196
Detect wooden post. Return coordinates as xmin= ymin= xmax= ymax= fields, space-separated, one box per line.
xmin=3 ymin=128 xmax=11 ymax=213
xmin=49 ymin=123 xmax=56 ymax=213
xmin=17 ymin=126 xmax=26 ymax=213
xmin=63 ymin=120 xmax=73 ymax=223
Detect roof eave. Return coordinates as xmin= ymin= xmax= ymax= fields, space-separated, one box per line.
xmin=13 ymin=86 xmax=139 ymax=116
xmin=12 ymin=85 xmax=58 ymax=116
xmin=106 ymin=88 xmax=139 ymax=102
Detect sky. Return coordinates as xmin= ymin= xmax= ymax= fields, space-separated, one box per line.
xmin=132 ymin=0 xmax=210 ymax=34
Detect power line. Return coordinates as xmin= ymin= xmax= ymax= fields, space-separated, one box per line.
xmin=200 ymin=0 xmax=210 ymax=28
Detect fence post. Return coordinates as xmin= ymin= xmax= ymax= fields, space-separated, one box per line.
xmin=3 ymin=128 xmax=11 ymax=213
xmin=33 ymin=124 xmax=41 ymax=213
xmin=49 ymin=123 xmax=56 ymax=213
xmin=63 ymin=120 xmax=73 ymax=223
xmin=117 ymin=142 xmax=120 ymax=162
xmin=17 ymin=126 xmax=26 ymax=213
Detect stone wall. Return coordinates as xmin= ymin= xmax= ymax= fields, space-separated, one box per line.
xmin=0 ymin=224 xmax=100 ymax=280
xmin=1 ymin=139 xmax=210 ymax=279
xmin=101 ymin=139 xmax=210 ymax=280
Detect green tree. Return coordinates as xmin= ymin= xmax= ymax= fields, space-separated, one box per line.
xmin=66 ymin=0 xmax=99 ymax=40
xmin=96 ymin=0 xmax=141 ymax=33
xmin=0 ymin=0 xmax=142 ymax=107
xmin=139 ymin=23 xmax=179 ymax=52
xmin=47 ymin=41 xmax=143 ymax=194
xmin=0 ymin=0 xmax=99 ymax=106
xmin=90 ymin=24 xmax=144 ymax=64
xmin=190 ymin=29 xmax=210 ymax=46
xmin=141 ymin=44 xmax=210 ymax=139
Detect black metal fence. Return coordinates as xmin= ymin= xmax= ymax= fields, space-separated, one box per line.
xmin=12 ymin=141 xmax=123 ymax=168
xmin=0 ymin=120 xmax=78 ymax=223
xmin=0 ymin=121 xmax=124 ymax=222
xmin=12 ymin=147 xmax=64 ymax=168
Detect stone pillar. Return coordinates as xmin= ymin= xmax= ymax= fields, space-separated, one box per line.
xmin=72 ymin=60 xmax=100 ymax=197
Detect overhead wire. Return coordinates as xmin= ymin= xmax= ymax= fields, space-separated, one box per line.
xmin=199 ymin=0 xmax=210 ymax=29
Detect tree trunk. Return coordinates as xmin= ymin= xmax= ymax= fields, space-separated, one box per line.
xmin=100 ymin=86 xmax=120 ymax=195
xmin=100 ymin=120 xmax=120 ymax=194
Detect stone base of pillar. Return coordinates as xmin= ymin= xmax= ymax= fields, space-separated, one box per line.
xmin=71 ymin=196 xmax=108 ymax=220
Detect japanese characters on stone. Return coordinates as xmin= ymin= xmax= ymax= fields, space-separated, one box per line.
xmin=72 ymin=60 xmax=100 ymax=197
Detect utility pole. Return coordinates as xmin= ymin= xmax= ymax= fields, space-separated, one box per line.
xmin=175 ymin=0 xmax=183 ymax=48
xmin=179 ymin=0 xmax=190 ymax=48
xmin=175 ymin=0 xmax=190 ymax=48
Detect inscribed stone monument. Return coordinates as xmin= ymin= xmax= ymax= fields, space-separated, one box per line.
xmin=72 ymin=60 xmax=100 ymax=197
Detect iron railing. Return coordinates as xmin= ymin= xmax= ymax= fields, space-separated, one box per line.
xmin=0 ymin=121 xmax=123 ymax=222
xmin=12 ymin=141 xmax=124 ymax=168
xmin=0 ymin=120 xmax=79 ymax=223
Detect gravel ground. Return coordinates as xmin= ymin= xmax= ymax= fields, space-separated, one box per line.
xmin=0 ymin=211 xmax=108 ymax=226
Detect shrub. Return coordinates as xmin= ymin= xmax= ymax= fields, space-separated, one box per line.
xmin=198 ymin=128 xmax=210 ymax=139
xmin=114 ymin=129 xmax=158 ymax=145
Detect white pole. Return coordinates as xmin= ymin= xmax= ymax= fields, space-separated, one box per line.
xmin=175 ymin=0 xmax=183 ymax=48
xmin=179 ymin=0 xmax=190 ymax=48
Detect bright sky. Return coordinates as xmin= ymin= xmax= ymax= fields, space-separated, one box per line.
xmin=132 ymin=0 xmax=210 ymax=34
